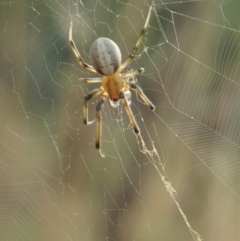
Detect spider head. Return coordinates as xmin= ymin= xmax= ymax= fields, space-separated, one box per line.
xmin=90 ymin=37 xmax=122 ymax=76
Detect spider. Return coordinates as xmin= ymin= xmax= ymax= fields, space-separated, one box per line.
xmin=69 ymin=5 xmax=155 ymax=157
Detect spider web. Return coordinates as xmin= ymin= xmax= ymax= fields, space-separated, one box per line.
xmin=0 ymin=0 xmax=239 ymax=240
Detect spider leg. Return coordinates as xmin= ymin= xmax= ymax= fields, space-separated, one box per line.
xmin=120 ymin=5 xmax=152 ymax=70
xmin=83 ymin=88 xmax=103 ymax=125
xmin=120 ymin=91 xmax=140 ymax=134
xmin=96 ymin=97 xmax=106 ymax=158
xmin=80 ymin=78 xmax=102 ymax=84
xmin=123 ymin=68 xmax=144 ymax=79
xmin=129 ymin=83 xmax=155 ymax=111
xmin=69 ymin=21 xmax=97 ymax=73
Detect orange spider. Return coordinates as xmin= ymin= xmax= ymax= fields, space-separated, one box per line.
xmin=69 ymin=5 xmax=155 ymax=157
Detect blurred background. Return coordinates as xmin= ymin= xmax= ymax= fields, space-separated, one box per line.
xmin=0 ymin=0 xmax=239 ymax=240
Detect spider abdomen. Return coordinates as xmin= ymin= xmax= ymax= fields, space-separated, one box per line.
xmin=90 ymin=38 xmax=122 ymax=76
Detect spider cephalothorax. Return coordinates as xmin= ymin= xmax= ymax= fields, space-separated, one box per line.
xmin=69 ymin=5 xmax=155 ymax=157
